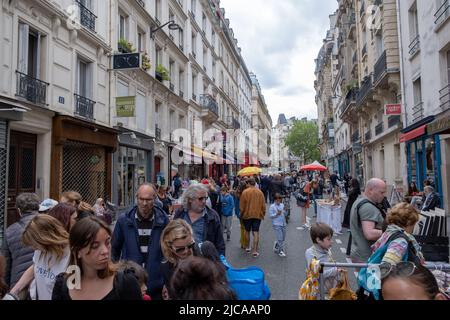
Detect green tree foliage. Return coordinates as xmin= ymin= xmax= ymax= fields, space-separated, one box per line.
xmin=284 ymin=121 xmax=321 ymax=163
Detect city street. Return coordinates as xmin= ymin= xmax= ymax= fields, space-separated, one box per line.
xmin=226 ymin=197 xmax=355 ymax=300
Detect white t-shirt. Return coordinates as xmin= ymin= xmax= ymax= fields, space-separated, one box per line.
xmin=31 ymin=247 xmax=70 ymax=300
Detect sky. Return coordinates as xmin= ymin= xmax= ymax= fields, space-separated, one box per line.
xmin=220 ymin=0 xmax=337 ymax=124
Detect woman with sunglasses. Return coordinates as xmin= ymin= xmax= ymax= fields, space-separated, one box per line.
xmin=160 ymin=219 xmax=200 ymax=300
xmin=381 ymin=262 xmax=448 ymax=300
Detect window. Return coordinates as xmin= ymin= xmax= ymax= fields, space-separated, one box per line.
xmin=137 ymin=29 xmax=145 ymax=52
xmin=202 ymin=13 xmax=206 ymax=33
xmin=447 ymin=50 xmax=450 ymax=84
xmin=191 ymin=0 xmax=196 ymax=15
xmin=179 ymin=28 xmax=184 ymax=50
xmin=18 ymin=23 xmax=43 ymax=79
xmin=192 ymin=73 xmax=197 ymax=99
xmin=155 ymin=0 xmax=161 ymax=21
xmin=169 ymin=59 xmax=175 ymax=84
xmin=192 ymin=32 xmax=197 ymax=57
xmin=179 ymin=115 xmax=185 ymax=129
xmin=156 ymin=46 xmax=162 ymax=66
xmin=77 ymin=57 xmax=92 ymax=98
xmin=413 ymin=77 xmax=422 ymax=105
xmin=179 ymin=69 xmax=184 ymax=93
xmin=169 ymin=11 xmax=175 ymax=39
xmin=203 ymin=46 xmax=207 ymax=70
xmin=408 ymin=2 xmax=420 ymax=56
xmin=119 ymin=14 xmax=126 ymax=40
xmin=155 ymin=101 xmax=161 ymax=124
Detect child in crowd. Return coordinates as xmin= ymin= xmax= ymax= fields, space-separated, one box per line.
xmin=269 ymin=193 xmax=287 ymax=257
xmin=220 ymin=186 xmax=235 ymax=241
xmin=305 ymin=223 xmax=340 ymax=292
xmin=117 ymin=260 xmax=151 ymax=300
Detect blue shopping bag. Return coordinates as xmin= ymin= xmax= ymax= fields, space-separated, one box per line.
xmin=220 ymin=255 xmax=271 ymax=300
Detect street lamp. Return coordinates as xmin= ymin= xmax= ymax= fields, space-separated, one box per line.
xmin=151 ymin=20 xmax=181 ymax=39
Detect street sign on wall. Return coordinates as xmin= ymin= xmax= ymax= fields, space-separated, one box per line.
xmin=385 ymin=104 xmax=402 ymax=115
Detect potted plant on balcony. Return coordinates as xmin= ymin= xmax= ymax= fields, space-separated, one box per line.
xmin=156 ymin=64 xmax=170 ymax=81
xmin=141 ymin=52 xmax=151 ymax=71
xmin=118 ymin=38 xmax=135 ymax=53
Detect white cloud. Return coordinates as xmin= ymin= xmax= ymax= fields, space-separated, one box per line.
xmin=220 ymin=0 xmax=337 ymax=124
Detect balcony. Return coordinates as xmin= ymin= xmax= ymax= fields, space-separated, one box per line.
xmin=408 ymin=35 xmax=420 ymax=57
xmin=179 ymin=44 xmax=184 ymax=51
xmin=74 ymin=93 xmax=95 ymax=120
xmin=365 ymin=130 xmax=372 ymax=142
xmin=199 ymin=94 xmax=219 ymax=122
xmin=155 ymin=125 xmax=161 ymax=140
xmin=351 ymin=130 xmax=360 ymax=143
xmin=15 ymin=71 xmax=48 ymax=105
xmin=356 ymin=75 xmax=373 ymax=106
xmin=192 ymin=93 xmax=197 ymax=101
xmin=439 ymin=84 xmax=450 ymax=112
xmin=232 ymin=117 xmax=241 ymax=129
xmin=361 ymin=43 xmax=367 ymax=59
xmin=375 ymin=122 xmax=384 ymax=136
xmin=135 ymin=0 xmax=145 ymax=8
xmin=170 ymin=83 xmax=175 ymax=92
xmin=340 ymin=87 xmax=358 ymax=117
xmin=412 ymin=102 xmax=424 ymax=123
xmin=76 ymin=0 xmax=96 ymax=32
xmin=388 ymin=115 xmax=401 ymax=128
xmin=435 ymin=0 xmax=450 ymax=26
xmin=374 ymin=50 xmax=387 ymax=85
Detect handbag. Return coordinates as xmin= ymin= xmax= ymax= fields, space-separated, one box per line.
xmin=328 ymin=270 xmax=356 ymax=300
xmin=294 ymin=190 xmax=309 ymax=207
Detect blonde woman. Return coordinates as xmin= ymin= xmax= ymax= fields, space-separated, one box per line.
xmin=9 ymin=215 xmax=70 ymax=300
xmin=160 ymin=219 xmax=199 ymax=299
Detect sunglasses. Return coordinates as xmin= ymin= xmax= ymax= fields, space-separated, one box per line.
xmin=172 ymin=242 xmax=195 ymax=254
xmin=195 ymin=197 xmax=208 ymax=202
xmin=379 ymin=261 xmax=417 ymax=280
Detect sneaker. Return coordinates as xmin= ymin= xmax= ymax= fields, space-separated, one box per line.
xmin=245 ymin=247 xmax=251 ymax=253
xmin=278 ymin=251 xmax=286 ymax=257
xmin=273 ymin=241 xmax=279 ymax=252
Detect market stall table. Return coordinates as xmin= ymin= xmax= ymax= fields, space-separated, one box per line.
xmin=316 ymin=200 xmax=342 ymax=234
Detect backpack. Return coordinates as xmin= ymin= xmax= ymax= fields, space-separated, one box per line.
xmin=357 ymin=231 xmax=420 ymax=300
xmin=220 ymin=256 xmax=271 ymax=300
xmin=299 ymin=257 xmax=321 ymax=300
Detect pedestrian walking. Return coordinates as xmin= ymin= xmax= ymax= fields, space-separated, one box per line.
xmin=239 ymin=178 xmax=266 ymax=258
xmin=269 ymin=194 xmax=287 ymax=257
xmin=60 ymin=190 xmax=82 ymax=208
xmin=297 ymin=180 xmax=316 ymax=230
xmin=349 ymin=178 xmax=387 ymax=263
xmin=342 ymin=178 xmax=361 ymax=229
xmin=174 ymin=184 xmax=225 ymax=255
xmin=232 ymin=181 xmax=249 ymax=250
xmin=157 ymin=185 xmax=173 ymax=216
xmin=160 ymin=219 xmax=199 ymax=300
xmin=1 ymin=193 xmax=39 ymax=290
xmin=10 ymin=214 xmax=70 ymax=300
xmin=111 ymin=183 xmax=169 ymax=300
xmin=52 ymin=216 xmax=142 ymax=300
xmin=220 ymin=186 xmax=234 ymax=242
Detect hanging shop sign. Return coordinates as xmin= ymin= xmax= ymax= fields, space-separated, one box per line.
xmin=116 ymin=96 xmax=136 ymax=117
xmin=384 ymin=104 xmax=402 ymax=116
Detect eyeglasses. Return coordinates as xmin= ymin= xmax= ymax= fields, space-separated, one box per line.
xmin=172 ymin=242 xmax=195 ymax=254
xmin=195 ymin=197 xmax=208 ymax=202
xmin=380 ymin=261 xmax=417 ymax=280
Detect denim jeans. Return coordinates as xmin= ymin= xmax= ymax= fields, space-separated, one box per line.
xmin=312 ymin=194 xmax=322 ymax=214
xmin=221 ymin=215 xmax=232 ymax=237
xmin=272 ymin=225 xmax=286 ymax=253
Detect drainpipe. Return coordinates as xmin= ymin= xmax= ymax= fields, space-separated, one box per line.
xmin=396 ymin=0 xmax=409 ymax=190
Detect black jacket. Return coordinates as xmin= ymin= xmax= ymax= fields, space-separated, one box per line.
xmin=174 ymin=207 xmax=225 ymax=256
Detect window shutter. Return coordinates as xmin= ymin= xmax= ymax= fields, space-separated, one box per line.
xmin=18 ymin=23 xmax=29 ymax=74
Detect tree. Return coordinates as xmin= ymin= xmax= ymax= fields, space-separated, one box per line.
xmin=284 ymin=121 xmax=321 ymax=163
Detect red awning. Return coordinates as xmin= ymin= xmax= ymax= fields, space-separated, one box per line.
xmin=399 ymin=125 xmax=427 ymax=143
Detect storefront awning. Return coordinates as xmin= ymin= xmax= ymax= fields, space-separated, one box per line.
xmin=399 ymin=125 xmax=427 ymax=143
xmin=427 ymin=115 xmax=450 ymax=135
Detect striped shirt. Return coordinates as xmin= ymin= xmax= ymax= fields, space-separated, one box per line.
xmin=135 ymin=212 xmax=154 ymax=263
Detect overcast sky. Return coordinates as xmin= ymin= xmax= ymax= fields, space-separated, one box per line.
xmin=220 ymin=0 xmax=337 ymax=124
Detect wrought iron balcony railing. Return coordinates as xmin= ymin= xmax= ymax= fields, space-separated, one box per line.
xmin=351 ymin=130 xmax=360 ymax=143
xmin=170 ymin=83 xmax=175 ymax=91
xmin=375 ymin=122 xmax=384 ymax=136
xmin=388 ymin=115 xmax=401 ymax=128
xmin=374 ymin=50 xmax=387 ymax=84
xmin=16 ymin=71 xmax=48 ymax=105
xmin=362 ymin=43 xmax=367 ymax=58
xmin=439 ymin=84 xmax=450 ymax=112
xmin=74 ymin=93 xmax=95 ymax=120
xmin=179 ymin=90 xmax=184 ymax=98
xmin=76 ymin=0 xmax=97 ymax=32
xmin=232 ymin=117 xmax=240 ymax=129
xmin=200 ymin=94 xmax=219 ymax=116
xmin=435 ymin=0 xmax=450 ymax=25
xmin=192 ymin=93 xmax=197 ymax=101
xmin=357 ymin=75 xmax=373 ymax=106
xmin=135 ymin=0 xmax=145 ymax=8
xmin=409 ymin=35 xmax=420 ymax=56
xmin=412 ymin=102 xmax=424 ymax=123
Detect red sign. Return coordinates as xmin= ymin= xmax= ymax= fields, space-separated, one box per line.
xmin=385 ymin=104 xmax=402 ymax=115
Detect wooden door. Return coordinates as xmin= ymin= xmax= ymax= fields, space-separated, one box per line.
xmin=7 ymin=131 xmax=37 ymax=226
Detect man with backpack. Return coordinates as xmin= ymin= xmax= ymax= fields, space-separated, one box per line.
xmin=349 ymin=178 xmax=387 ymax=263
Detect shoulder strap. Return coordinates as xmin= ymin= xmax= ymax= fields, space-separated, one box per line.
xmin=114 ymin=271 xmax=125 ymax=300
xmin=355 ymin=199 xmax=385 ymax=226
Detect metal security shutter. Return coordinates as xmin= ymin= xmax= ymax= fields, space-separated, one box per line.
xmin=0 ymin=120 xmax=8 ymax=246
xmin=62 ymin=140 xmax=106 ymax=205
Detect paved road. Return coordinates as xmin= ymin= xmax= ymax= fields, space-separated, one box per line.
xmin=225 ymin=196 xmax=357 ymax=300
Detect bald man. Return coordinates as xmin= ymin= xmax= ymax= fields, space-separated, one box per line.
xmin=349 ymin=178 xmax=387 ymax=263
xmin=112 ymin=183 xmax=169 ymax=300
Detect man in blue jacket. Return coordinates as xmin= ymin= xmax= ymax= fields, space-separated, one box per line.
xmin=112 ymin=183 xmax=168 ymax=300
xmin=173 ymin=184 xmax=225 ymax=256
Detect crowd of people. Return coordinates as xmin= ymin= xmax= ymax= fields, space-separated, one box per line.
xmin=0 ymin=168 xmax=448 ymax=301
